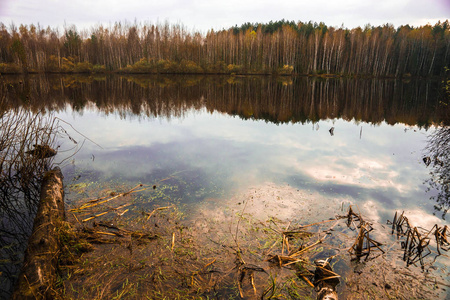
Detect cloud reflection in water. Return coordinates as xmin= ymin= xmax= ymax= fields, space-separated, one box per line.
xmin=56 ymin=106 xmax=447 ymax=226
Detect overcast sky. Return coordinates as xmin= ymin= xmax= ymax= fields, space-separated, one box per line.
xmin=1 ymin=0 xmax=449 ymax=34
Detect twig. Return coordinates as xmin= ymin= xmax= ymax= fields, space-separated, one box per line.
xmin=82 ymin=211 xmax=108 ymax=222
xmin=54 ymin=117 xmax=103 ymax=149
xmin=171 ymin=232 xmax=175 ymax=251
xmin=145 ymin=205 xmax=174 ymax=220
xmin=290 ymin=239 xmax=322 ymax=258
xmin=74 ymin=184 xmax=143 ymax=211
xmin=234 ymin=198 xmax=249 ymax=252
xmin=72 ymin=213 xmax=82 ymax=226
xmin=118 ymin=209 xmax=129 ymax=216
xmin=300 ymin=275 xmax=314 ymax=287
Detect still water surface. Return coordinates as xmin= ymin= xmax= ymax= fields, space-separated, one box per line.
xmin=42 ymin=75 xmax=447 ymax=227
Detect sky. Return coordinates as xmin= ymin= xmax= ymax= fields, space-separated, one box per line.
xmin=1 ymin=0 xmax=449 ymax=34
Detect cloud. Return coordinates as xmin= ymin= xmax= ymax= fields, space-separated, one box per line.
xmin=0 ymin=0 xmax=447 ymax=32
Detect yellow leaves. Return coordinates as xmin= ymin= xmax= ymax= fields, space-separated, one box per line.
xmin=245 ymin=29 xmax=257 ymax=42
xmin=227 ymin=64 xmax=243 ymax=73
xmin=0 ymin=63 xmax=21 ymax=73
xmin=278 ymin=64 xmax=294 ymax=75
xmin=61 ymin=56 xmax=75 ymax=72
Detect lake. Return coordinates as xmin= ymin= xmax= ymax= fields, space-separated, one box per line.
xmin=1 ymin=74 xmax=449 ymax=298
xmin=39 ymin=75 xmax=446 ymax=223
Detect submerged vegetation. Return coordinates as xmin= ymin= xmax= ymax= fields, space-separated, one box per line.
xmin=55 ymin=182 xmax=449 ymax=299
xmin=0 ymin=19 xmax=449 ymax=76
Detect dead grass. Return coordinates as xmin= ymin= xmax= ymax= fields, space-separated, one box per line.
xmin=56 ymin=184 xmax=450 ymax=299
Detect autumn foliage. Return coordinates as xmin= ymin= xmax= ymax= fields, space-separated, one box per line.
xmin=0 ymin=20 xmax=449 ymax=76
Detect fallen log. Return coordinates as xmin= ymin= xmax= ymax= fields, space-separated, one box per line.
xmin=11 ymin=167 xmax=65 ymax=300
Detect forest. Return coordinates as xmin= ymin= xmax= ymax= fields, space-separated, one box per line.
xmin=0 ymin=19 xmax=449 ymax=77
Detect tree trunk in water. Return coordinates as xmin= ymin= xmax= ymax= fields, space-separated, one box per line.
xmin=11 ymin=168 xmax=65 ymax=300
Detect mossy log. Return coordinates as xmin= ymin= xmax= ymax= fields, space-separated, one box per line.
xmin=11 ymin=167 xmax=65 ymax=300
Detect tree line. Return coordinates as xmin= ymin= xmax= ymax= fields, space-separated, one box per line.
xmin=0 ymin=19 xmax=449 ymax=77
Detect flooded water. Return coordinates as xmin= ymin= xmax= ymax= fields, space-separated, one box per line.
xmin=1 ymin=74 xmax=449 ymax=298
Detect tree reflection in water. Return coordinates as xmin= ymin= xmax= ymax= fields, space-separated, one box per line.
xmin=424 ymin=126 xmax=450 ymax=220
xmin=0 ymin=74 xmax=445 ymax=127
xmin=0 ymin=106 xmax=57 ymax=298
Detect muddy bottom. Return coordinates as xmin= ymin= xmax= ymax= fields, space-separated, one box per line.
xmin=59 ymin=182 xmax=449 ymax=299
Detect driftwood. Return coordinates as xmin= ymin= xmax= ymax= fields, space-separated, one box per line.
xmin=25 ymin=144 xmax=57 ymax=159
xmin=11 ymin=167 xmax=65 ymax=300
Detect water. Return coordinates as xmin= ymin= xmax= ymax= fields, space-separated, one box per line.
xmin=1 ymin=74 xmax=449 ymax=297
xmin=38 ymin=75 xmax=445 ymax=225
xmin=60 ymin=106 xmax=435 ymax=221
